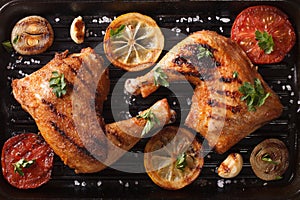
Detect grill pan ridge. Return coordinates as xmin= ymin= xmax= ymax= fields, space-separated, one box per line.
xmin=0 ymin=0 xmax=299 ymax=199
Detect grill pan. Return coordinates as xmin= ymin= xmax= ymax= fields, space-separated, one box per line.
xmin=0 ymin=0 xmax=299 ymax=199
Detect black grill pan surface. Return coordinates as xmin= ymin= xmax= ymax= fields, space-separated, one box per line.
xmin=0 ymin=0 xmax=299 ymax=199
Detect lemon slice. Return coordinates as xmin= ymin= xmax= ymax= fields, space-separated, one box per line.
xmin=144 ymin=126 xmax=204 ymax=190
xmin=103 ymin=12 xmax=164 ymax=71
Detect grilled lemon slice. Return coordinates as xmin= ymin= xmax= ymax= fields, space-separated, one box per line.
xmin=103 ymin=12 xmax=164 ymax=71
xmin=144 ymin=126 xmax=204 ymax=190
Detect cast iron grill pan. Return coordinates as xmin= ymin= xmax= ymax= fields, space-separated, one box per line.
xmin=1 ymin=1 xmax=299 ymax=199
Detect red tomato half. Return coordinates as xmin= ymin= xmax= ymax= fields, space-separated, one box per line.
xmin=231 ymin=5 xmax=296 ymax=64
xmin=1 ymin=133 xmax=54 ymax=189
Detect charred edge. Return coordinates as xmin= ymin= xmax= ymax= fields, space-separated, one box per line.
xmin=207 ymin=99 xmax=241 ymax=114
xmin=106 ymin=128 xmax=131 ymax=149
xmin=64 ymin=63 xmax=78 ymax=76
xmin=171 ymin=56 xmax=203 ymax=80
xmin=216 ymin=90 xmax=240 ymax=99
xmin=41 ymin=99 xmax=67 ymax=119
xmin=49 ymin=121 xmax=96 ymax=159
xmin=219 ymin=77 xmax=242 ymax=84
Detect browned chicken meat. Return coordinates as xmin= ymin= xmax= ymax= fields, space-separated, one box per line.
xmin=12 ymin=49 xmax=174 ymax=173
xmin=105 ymin=98 xmax=175 ymax=167
xmin=12 ymin=47 xmax=110 ymax=173
xmin=125 ymin=30 xmax=283 ymax=154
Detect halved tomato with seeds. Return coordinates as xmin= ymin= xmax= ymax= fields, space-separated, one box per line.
xmin=231 ymin=5 xmax=296 ymax=64
xmin=1 ymin=133 xmax=54 ymax=189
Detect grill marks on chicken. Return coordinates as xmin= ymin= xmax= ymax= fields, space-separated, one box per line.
xmin=125 ymin=30 xmax=283 ymax=154
xmin=12 ymin=48 xmax=110 ymax=173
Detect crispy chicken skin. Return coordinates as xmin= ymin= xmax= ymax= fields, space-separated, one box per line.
xmin=12 ymin=50 xmax=174 ymax=172
xmin=125 ymin=30 xmax=283 ymax=154
xmin=104 ymin=98 xmax=175 ymax=166
xmin=12 ymin=47 xmax=110 ymax=173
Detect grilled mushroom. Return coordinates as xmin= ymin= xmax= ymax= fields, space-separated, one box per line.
xmin=250 ymin=138 xmax=289 ymax=181
xmin=11 ymin=16 xmax=54 ymax=55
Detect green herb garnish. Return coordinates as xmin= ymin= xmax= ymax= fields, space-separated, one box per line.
xmin=261 ymin=153 xmax=278 ymax=165
xmin=13 ymin=158 xmax=35 ymax=176
xmin=197 ymin=45 xmax=213 ymax=59
xmin=2 ymin=40 xmax=13 ymax=52
xmin=153 ymin=67 xmax=169 ymax=87
xmin=275 ymin=176 xmax=283 ymax=180
xmin=239 ymin=78 xmax=270 ymax=111
xmin=110 ymin=25 xmax=125 ymax=38
xmin=255 ymin=30 xmax=274 ymax=54
xmin=49 ymin=71 xmax=67 ymax=98
xmin=13 ymin=35 xmax=19 ymax=44
xmin=137 ymin=109 xmax=160 ymax=137
xmin=233 ymin=71 xmax=239 ymax=79
xmin=176 ymin=153 xmax=187 ymax=171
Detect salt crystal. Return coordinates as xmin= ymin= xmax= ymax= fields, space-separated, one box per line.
xmin=74 ymin=180 xmax=80 ymax=186
xmin=81 ymin=181 xmax=87 ymax=187
xmin=186 ymin=27 xmax=190 ymax=33
xmin=124 ymin=182 xmax=129 ymax=187
xmin=92 ymin=19 xmax=98 ymax=23
xmin=291 ymin=92 xmax=294 ymax=96
xmin=135 ymin=181 xmax=139 ymax=185
xmin=220 ymin=17 xmax=230 ymax=23
xmin=55 ymin=17 xmax=60 ymax=22
xmin=216 ymin=16 xmax=220 ymax=20
xmin=286 ymin=85 xmax=292 ymax=91
xmin=119 ymin=180 xmax=123 ymax=185
xmin=288 ymin=75 xmax=292 ymax=79
xmin=217 ymin=179 xmax=224 ymax=188
xmin=208 ymin=17 xmax=212 ymax=20
xmin=282 ymin=85 xmax=286 ymax=90
xmin=186 ymin=97 xmax=192 ymax=106
xmin=97 ymin=181 xmax=102 ymax=187
xmin=219 ymin=27 xmax=224 ymax=33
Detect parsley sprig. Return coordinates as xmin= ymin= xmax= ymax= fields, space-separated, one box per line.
xmin=153 ymin=67 xmax=169 ymax=87
xmin=239 ymin=78 xmax=270 ymax=111
xmin=255 ymin=30 xmax=274 ymax=54
xmin=261 ymin=153 xmax=278 ymax=165
xmin=137 ymin=109 xmax=160 ymax=137
xmin=13 ymin=158 xmax=35 ymax=176
xmin=176 ymin=153 xmax=187 ymax=171
xmin=2 ymin=40 xmax=13 ymax=52
xmin=49 ymin=71 xmax=67 ymax=98
xmin=197 ymin=45 xmax=213 ymax=59
xmin=110 ymin=25 xmax=125 ymax=38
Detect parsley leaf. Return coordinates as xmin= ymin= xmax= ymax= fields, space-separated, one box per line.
xmin=153 ymin=67 xmax=169 ymax=87
xmin=137 ymin=109 xmax=160 ymax=137
xmin=239 ymin=78 xmax=270 ymax=111
xmin=255 ymin=30 xmax=274 ymax=54
xmin=13 ymin=158 xmax=35 ymax=176
xmin=261 ymin=153 xmax=278 ymax=165
xmin=110 ymin=25 xmax=125 ymax=38
xmin=176 ymin=153 xmax=187 ymax=171
xmin=233 ymin=71 xmax=239 ymax=79
xmin=13 ymin=35 xmax=19 ymax=44
xmin=197 ymin=45 xmax=213 ymax=59
xmin=2 ymin=40 xmax=13 ymax=52
xmin=49 ymin=71 xmax=67 ymax=98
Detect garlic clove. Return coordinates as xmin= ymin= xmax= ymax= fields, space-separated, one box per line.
xmin=217 ymin=153 xmax=243 ymax=178
xmin=70 ymin=16 xmax=85 ymax=44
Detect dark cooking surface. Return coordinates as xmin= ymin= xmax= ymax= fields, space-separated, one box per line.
xmin=0 ymin=0 xmax=299 ymax=199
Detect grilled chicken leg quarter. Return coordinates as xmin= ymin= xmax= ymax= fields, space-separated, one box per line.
xmin=12 ymin=48 xmax=110 ymax=173
xmin=125 ymin=30 xmax=283 ymax=154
